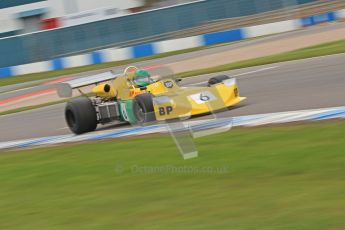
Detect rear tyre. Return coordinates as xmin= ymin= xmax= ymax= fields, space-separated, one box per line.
xmin=208 ymin=75 xmax=230 ymax=86
xmin=133 ymin=93 xmax=156 ymax=125
xmin=65 ymin=97 xmax=98 ymax=134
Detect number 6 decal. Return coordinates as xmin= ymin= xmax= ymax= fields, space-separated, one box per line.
xmin=200 ymin=93 xmax=210 ymax=101
xmin=190 ymin=91 xmax=216 ymax=104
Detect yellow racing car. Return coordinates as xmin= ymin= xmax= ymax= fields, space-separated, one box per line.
xmin=57 ymin=66 xmax=246 ymax=134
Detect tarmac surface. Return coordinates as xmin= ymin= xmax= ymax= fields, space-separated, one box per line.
xmin=1 ymin=22 xmax=344 ymax=98
xmin=1 ymin=53 xmax=344 ymax=142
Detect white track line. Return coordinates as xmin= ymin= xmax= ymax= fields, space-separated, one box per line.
xmin=188 ymin=66 xmax=279 ymax=86
xmin=233 ymin=66 xmax=279 ymax=77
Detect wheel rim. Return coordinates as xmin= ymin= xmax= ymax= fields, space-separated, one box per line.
xmin=135 ymin=106 xmax=145 ymax=123
xmin=66 ymin=109 xmax=76 ymax=129
xmin=134 ymin=99 xmax=149 ymax=123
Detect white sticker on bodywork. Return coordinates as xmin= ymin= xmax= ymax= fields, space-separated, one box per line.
xmin=223 ymin=78 xmax=236 ymax=87
xmin=153 ymin=95 xmax=171 ymax=105
xmin=190 ymin=91 xmax=217 ymax=104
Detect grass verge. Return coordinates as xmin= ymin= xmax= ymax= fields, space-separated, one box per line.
xmin=1 ymin=121 xmax=345 ymax=229
xmin=178 ymin=39 xmax=345 ymax=78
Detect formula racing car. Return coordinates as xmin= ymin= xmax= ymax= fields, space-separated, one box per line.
xmin=57 ymin=66 xmax=246 ymax=134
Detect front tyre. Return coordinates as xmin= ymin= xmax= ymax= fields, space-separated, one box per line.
xmin=132 ymin=93 xmax=156 ymax=125
xmin=65 ymin=97 xmax=98 ymax=134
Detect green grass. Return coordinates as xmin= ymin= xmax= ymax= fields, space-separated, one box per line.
xmin=178 ymin=39 xmax=345 ymax=78
xmin=1 ymin=121 xmax=345 ymax=229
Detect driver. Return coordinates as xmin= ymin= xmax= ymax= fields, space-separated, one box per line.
xmin=133 ymin=70 xmax=153 ymax=87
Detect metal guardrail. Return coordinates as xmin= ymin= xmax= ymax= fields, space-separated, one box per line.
xmin=1 ymin=0 xmax=343 ymax=66
xmin=57 ymin=0 xmax=345 ymax=58
xmin=169 ymin=0 xmax=345 ymax=38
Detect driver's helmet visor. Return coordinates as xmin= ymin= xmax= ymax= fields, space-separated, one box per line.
xmin=134 ymin=75 xmax=152 ymax=87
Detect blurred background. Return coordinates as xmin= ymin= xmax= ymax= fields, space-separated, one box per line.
xmin=0 ymin=0 xmax=344 ymax=68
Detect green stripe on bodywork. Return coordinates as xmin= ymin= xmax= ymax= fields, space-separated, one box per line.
xmin=119 ymin=100 xmax=137 ymax=124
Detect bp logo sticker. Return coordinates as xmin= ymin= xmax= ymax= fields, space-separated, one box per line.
xmin=164 ymin=81 xmax=174 ymax=88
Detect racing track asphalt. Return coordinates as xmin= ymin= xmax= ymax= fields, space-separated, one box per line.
xmin=1 ymin=22 xmax=344 ymax=97
xmin=0 ymin=53 xmax=345 ymax=142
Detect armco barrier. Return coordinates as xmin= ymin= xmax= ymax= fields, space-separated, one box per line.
xmin=64 ymin=55 xmax=89 ymax=68
xmin=337 ymin=9 xmax=345 ymax=19
xmin=0 ymin=67 xmax=13 ymax=78
xmin=202 ymin=29 xmax=244 ymax=45
xmin=52 ymin=58 xmax=64 ymax=70
xmin=1 ymin=0 xmax=317 ymax=68
xmin=155 ymin=36 xmax=202 ymax=53
xmin=132 ymin=44 xmax=156 ymax=58
xmin=0 ymin=9 xmax=343 ymax=79
xmin=102 ymin=48 xmax=132 ymax=63
xmin=243 ymin=20 xmax=300 ymax=37
xmin=301 ymin=12 xmax=336 ymax=26
xmin=13 ymin=61 xmax=51 ymax=75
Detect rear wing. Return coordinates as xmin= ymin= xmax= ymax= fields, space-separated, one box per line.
xmin=57 ymin=71 xmax=119 ymax=98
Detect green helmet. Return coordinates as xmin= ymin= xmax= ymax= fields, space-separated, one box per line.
xmin=134 ymin=70 xmax=152 ymax=87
